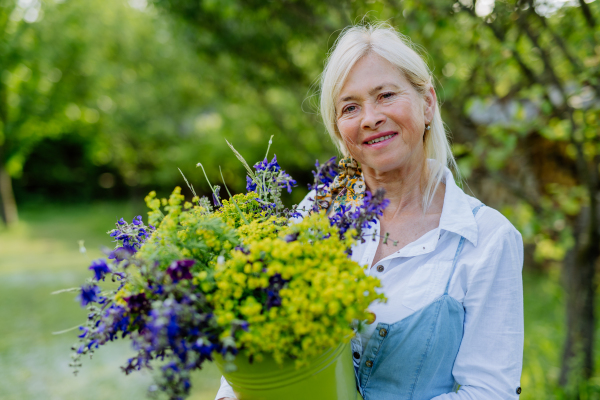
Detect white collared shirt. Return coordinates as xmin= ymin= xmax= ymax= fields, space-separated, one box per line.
xmin=216 ymin=167 xmax=524 ymax=400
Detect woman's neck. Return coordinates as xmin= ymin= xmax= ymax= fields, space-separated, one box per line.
xmin=361 ymin=157 xmax=427 ymax=218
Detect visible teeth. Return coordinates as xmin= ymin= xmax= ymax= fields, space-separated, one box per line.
xmin=367 ymin=134 xmax=395 ymax=145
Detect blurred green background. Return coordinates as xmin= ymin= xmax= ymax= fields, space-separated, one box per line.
xmin=1 ymin=0 xmax=600 ymax=398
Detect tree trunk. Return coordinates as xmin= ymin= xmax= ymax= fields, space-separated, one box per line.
xmin=0 ymin=161 xmax=18 ymax=226
xmin=560 ymin=205 xmax=599 ymax=388
xmin=0 ymin=75 xmax=17 ymax=227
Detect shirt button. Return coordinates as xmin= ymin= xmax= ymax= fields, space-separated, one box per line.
xmin=366 ymin=360 xmax=373 ymax=367
xmin=353 ymin=351 xmax=360 ymax=359
xmin=516 ymin=387 xmax=521 ymax=395
xmin=376 ymin=265 xmax=384 ymax=272
xmin=379 ymin=328 xmax=387 ymax=337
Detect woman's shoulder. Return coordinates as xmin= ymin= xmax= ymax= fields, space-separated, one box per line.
xmin=464 ymin=195 xmax=523 ymax=264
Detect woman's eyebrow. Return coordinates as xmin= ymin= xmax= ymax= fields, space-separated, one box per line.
xmin=338 ymin=95 xmax=357 ymax=104
xmin=337 ymin=83 xmax=401 ymax=105
xmin=368 ymin=83 xmax=400 ymax=96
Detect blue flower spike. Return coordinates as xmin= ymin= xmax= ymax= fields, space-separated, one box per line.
xmin=78 ymin=284 xmax=101 ymax=307
xmin=89 ymin=259 xmax=111 ymax=281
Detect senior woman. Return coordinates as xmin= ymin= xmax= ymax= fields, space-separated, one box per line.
xmin=216 ymin=23 xmax=524 ymax=400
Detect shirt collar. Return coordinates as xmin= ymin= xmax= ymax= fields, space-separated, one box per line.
xmin=438 ymin=167 xmax=479 ymax=246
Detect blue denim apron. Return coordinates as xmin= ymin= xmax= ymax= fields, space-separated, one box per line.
xmin=356 ymin=205 xmax=483 ymax=400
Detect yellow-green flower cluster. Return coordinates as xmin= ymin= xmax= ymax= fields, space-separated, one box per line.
xmin=236 ymin=215 xmax=288 ymax=243
xmin=211 ymin=211 xmax=384 ymax=367
xmin=217 ymin=192 xmax=265 ymax=229
xmin=137 ymin=187 xmax=239 ymax=288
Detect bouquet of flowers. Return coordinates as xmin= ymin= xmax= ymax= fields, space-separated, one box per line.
xmin=64 ymin=139 xmax=387 ymax=400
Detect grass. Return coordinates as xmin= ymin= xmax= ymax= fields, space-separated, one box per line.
xmin=0 ymin=203 xmax=221 ymax=400
xmin=0 ymin=201 xmax=596 ymax=399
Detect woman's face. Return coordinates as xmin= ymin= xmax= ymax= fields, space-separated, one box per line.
xmin=335 ymin=53 xmax=435 ymax=174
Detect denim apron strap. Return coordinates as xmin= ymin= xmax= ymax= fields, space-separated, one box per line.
xmin=443 ymin=203 xmax=484 ymax=295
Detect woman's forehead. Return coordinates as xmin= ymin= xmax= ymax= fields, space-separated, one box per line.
xmin=337 ymin=55 xmax=409 ymax=103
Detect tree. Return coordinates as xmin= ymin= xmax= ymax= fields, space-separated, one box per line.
xmin=3 ymin=0 xmax=345 ymax=222
xmin=0 ymin=0 xmax=103 ymax=225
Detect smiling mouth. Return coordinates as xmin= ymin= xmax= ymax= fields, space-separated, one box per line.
xmin=365 ymin=133 xmax=397 ymax=145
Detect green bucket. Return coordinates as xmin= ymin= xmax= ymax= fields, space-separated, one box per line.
xmin=214 ymin=342 xmax=360 ymax=400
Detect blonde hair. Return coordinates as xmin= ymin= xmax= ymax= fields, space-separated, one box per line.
xmin=319 ymin=23 xmax=458 ymax=211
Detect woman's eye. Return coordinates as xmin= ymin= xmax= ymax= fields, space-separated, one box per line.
xmin=381 ymin=92 xmax=395 ymax=99
xmin=343 ymin=105 xmax=357 ymax=114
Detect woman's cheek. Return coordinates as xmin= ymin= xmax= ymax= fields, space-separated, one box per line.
xmin=337 ymin=121 xmax=358 ymax=145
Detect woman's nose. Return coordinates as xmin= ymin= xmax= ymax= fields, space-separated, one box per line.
xmin=361 ymin=103 xmax=385 ymax=130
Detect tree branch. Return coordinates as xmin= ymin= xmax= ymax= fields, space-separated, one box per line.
xmin=578 ymin=0 xmax=596 ymax=28
xmin=528 ymin=5 xmax=583 ymax=75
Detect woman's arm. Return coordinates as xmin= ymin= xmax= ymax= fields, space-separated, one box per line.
xmin=432 ymin=219 xmax=524 ymax=400
xmin=215 ymin=376 xmax=237 ymax=400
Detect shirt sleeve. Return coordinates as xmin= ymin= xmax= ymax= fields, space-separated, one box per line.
xmin=214 ymin=376 xmax=237 ymax=400
xmin=289 ymin=189 xmax=316 ymax=224
xmin=431 ymin=222 xmax=524 ymax=400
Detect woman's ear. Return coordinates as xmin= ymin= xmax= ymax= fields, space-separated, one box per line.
xmin=423 ymin=86 xmax=437 ymax=123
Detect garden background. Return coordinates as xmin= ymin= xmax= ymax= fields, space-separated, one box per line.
xmin=1 ymin=0 xmax=599 ymax=398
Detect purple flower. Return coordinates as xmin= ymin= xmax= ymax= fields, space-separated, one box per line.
xmin=246 ymin=176 xmax=257 ymax=192
xmin=265 ymin=273 xmax=287 ymax=309
xmin=359 ymin=190 xmax=390 ymax=229
xmin=212 ymin=186 xmax=221 ymax=207
xmin=87 ymin=340 xmax=98 ymax=350
xmin=327 ymin=188 xmax=390 ymax=243
xmin=133 ymin=215 xmax=143 ymax=225
xmin=89 ymin=259 xmax=111 ymax=281
xmin=285 ymin=176 xmax=297 ymax=194
xmin=108 ymin=246 xmax=135 ymax=262
xmin=234 ymin=245 xmax=250 ymax=255
xmin=309 ymin=156 xmax=339 ymax=191
xmin=78 ymin=284 xmax=101 ymax=307
xmin=124 ymin=292 xmax=150 ymax=314
xmin=118 ymin=218 xmax=126 ymax=225
xmin=193 ymin=341 xmax=218 ymax=358
xmin=245 ymin=154 xmax=296 ymax=195
xmin=78 ymin=326 xmax=89 ymax=338
xmin=283 ymin=232 xmax=299 ymax=242
xmin=254 ymin=155 xmax=281 ymax=172
xmin=166 ymin=260 xmax=195 ymax=283
xmin=328 ymin=203 xmax=353 ymax=237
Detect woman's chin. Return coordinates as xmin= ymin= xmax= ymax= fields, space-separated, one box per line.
xmin=356 ymin=151 xmax=406 ymax=173
xmin=360 ymin=160 xmax=404 ymax=174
